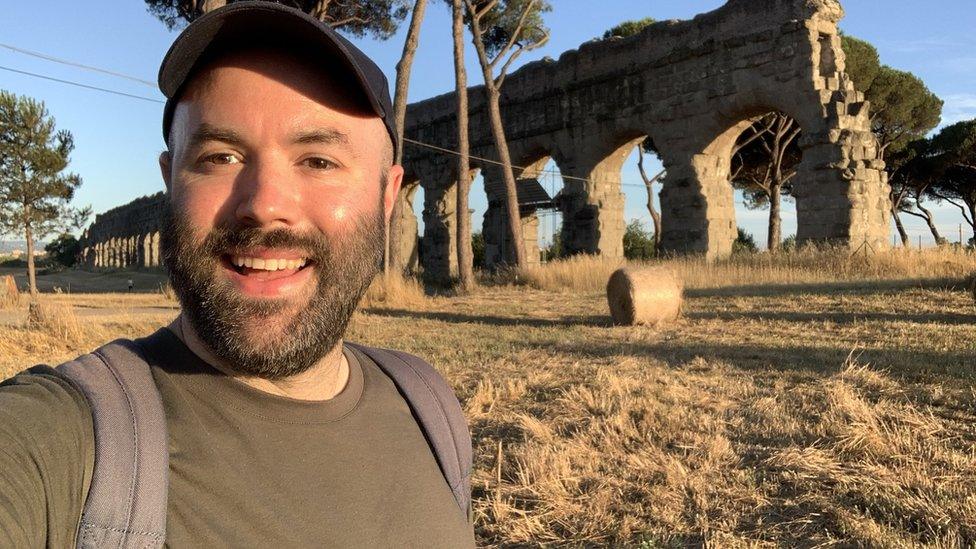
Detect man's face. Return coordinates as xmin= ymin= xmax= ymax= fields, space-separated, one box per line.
xmin=159 ymin=48 xmax=403 ymax=379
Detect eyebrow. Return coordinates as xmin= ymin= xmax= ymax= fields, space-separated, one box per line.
xmin=185 ymin=124 xmax=350 ymax=150
xmin=187 ymin=123 xmax=246 ymax=150
xmin=290 ymin=129 xmax=350 ymax=146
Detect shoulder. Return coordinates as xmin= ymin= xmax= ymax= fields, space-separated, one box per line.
xmin=346 ymin=343 xmax=461 ymax=405
xmin=0 ymin=361 xmax=94 ymax=476
xmin=0 ymin=364 xmax=94 ymax=546
xmin=346 ymin=343 xmax=473 ymax=517
xmin=0 ymin=364 xmax=93 ymax=439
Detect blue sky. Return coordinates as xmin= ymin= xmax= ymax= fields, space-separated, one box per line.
xmin=1 ymin=0 xmax=974 ymax=248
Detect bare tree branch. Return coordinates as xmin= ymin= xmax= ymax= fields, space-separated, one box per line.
xmin=488 ymin=0 xmax=538 ymax=71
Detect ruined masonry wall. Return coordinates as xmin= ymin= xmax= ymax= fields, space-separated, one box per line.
xmin=79 ymin=192 xmax=165 ymax=269
xmin=398 ymin=0 xmax=889 ymax=282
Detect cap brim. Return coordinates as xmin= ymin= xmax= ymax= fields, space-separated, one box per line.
xmin=158 ymin=2 xmax=386 ymax=119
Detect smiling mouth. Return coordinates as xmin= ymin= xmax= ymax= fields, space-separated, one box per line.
xmin=222 ymin=254 xmax=314 ymax=277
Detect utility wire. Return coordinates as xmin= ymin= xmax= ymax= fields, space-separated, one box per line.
xmin=0 ymin=42 xmax=156 ymax=87
xmin=3 ymin=53 xmax=660 ymax=190
xmin=402 ymin=137 xmax=653 ymax=189
xmin=0 ymin=65 xmax=164 ymax=104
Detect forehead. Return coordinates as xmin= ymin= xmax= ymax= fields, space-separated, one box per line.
xmin=171 ymin=47 xmax=382 ymax=144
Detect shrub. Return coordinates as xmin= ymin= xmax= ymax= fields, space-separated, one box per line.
xmin=733 ymin=227 xmax=759 ymax=254
xmin=45 ymin=234 xmax=81 ymax=268
xmin=623 ymin=220 xmax=655 ymax=260
xmin=781 ymin=234 xmax=798 ymax=251
xmin=472 ymin=232 xmax=486 ymax=268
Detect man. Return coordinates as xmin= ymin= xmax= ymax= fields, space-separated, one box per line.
xmin=0 ymin=3 xmax=474 ymax=547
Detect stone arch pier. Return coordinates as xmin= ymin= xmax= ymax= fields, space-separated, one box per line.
xmin=398 ymin=0 xmax=889 ymax=282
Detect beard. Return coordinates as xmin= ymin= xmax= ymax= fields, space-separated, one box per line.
xmin=160 ymin=198 xmax=384 ymax=380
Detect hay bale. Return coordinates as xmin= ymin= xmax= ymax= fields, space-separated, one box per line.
xmin=0 ymin=275 xmax=19 ymax=309
xmin=606 ymin=267 xmax=683 ymax=326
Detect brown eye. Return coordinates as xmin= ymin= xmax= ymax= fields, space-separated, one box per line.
xmin=303 ymin=157 xmax=336 ymax=170
xmin=205 ymin=153 xmax=240 ymax=165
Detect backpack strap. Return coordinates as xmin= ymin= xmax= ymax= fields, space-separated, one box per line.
xmin=57 ymin=339 xmax=168 ymax=549
xmin=346 ymin=343 xmax=472 ymax=519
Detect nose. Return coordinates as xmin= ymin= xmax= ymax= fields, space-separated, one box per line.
xmin=233 ymin=159 xmax=301 ymax=228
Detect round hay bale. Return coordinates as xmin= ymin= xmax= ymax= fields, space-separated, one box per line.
xmin=606 ymin=267 xmax=683 ymax=326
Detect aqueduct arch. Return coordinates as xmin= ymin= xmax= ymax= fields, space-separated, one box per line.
xmin=396 ymin=0 xmax=889 ymax=281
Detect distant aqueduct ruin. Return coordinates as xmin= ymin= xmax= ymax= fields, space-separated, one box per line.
xmin=80 ymin=0 xmax=889 ymax=281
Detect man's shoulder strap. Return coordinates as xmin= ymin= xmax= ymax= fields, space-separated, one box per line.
xmin=346 ymin=343 xmax=472 ymax=518
xmin=56 ymin=338 xmax=168 ymax=549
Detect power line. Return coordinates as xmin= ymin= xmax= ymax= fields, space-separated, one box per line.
xmin=0 ymin=42 xmax=156 ymax=87
xmin=0 ymin=65 xmax=164 ymax=104
xmin=3 ymin=54 xmax=658 ymax=190
xmin=402 ymin=137 xmax=653 ymax=189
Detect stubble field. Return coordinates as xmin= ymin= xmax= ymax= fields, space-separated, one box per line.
xmin=2 ymin=248 xmax=975 ymax=547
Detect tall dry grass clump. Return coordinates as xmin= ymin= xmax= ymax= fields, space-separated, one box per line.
xmin=359 ymin=272 xmax=427 ymax=309
xmin=519 ymin=254 xmax=625 ymax=292
xmin=521 ymin=245 xmax=976 ymax=293
xmin=158 ymin=281 xmax=177 ymax=301
xmin=606 ymin=267 xmax=682 ymax=326
xmin=0 ymin=275 xmax=19 ymax=309
xmin=26 ymin=300 xmax=87 ymax=346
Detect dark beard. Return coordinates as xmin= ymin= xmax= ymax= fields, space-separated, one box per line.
xmin=160 ymin=199 xmax=384 ymax=380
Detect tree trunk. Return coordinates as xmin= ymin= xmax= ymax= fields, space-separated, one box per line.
xmin=385 ymin=0 xmax=428 ymax=275
xmin=636 ymin=145 xmax=663 ymax=249
xmin=968 ymin=200 xmax=976 ymax=245
xmin=392 ymin=0 xmax=427 ymax=165
xmin=768 ymin=183 xmax=782 ymax=251
xmin=452 ymin=0 xmax=474 ymax=291
xmin=484 ymin=88 xmax=527 ymax=267
xmin=25 ymin=221 xmax=37 ymax=298
xmin=914 ymin=202 xmax=944 ymax=244
xmin=892 ymin=208 xmax=910 ymax=246
xmin=648 ymin=193 xmax=662 ymax=249
xmin=466 ymin=1 xmax=528 ymax=268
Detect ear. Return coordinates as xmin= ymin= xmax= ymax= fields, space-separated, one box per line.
xmin=383 ymin=164 xmax=404 ymax=224
xmin=159 ymin=151 xmax=173 ymax=192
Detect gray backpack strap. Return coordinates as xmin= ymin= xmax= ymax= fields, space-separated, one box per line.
xmin=346 ymin=343 xmax=472 ymax=518
xmin=57 ymin=339 xmax=168 ymax=549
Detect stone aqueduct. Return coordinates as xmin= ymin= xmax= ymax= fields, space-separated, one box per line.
xmin=79 ymin=192 xmax=165 ymax=269
xmin=81 ymin=0 xmax=890 ymax=281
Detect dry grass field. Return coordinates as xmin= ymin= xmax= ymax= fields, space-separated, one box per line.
xmin=2 ymin=248 xmax=976 ymax=547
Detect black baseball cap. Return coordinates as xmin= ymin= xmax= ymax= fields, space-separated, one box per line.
xmin=158 ymin=1 xmax=397 ymax=153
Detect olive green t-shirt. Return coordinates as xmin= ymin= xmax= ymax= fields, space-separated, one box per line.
xmin=0 ymin=329 xmax=475 ymax=548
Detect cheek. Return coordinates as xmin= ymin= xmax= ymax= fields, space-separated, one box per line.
xmin=307 ymin=182 xmax=382 ymax=232
xmin=172 ymin=182 xmax=232 ymax=234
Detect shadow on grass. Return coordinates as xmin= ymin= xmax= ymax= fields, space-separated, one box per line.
xmin=362 ymin=308 xmax=613 ymax=328
xmin=548 ymin=338 xmax=976 ymax=382
xmin=686 ymin=309 xmax=976 ymax=326
xmin=685 ymin=277 xmax=965 ymax=298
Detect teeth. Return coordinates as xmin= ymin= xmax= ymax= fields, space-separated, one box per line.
xmin=231 ymin=255 xmax=307 ymax=272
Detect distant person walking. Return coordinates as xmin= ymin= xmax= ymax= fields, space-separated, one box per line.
xmin=127 ymin=278 xmax=133 ymax=292
xmin=0 ymin=4 xmax=473 ymax=547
